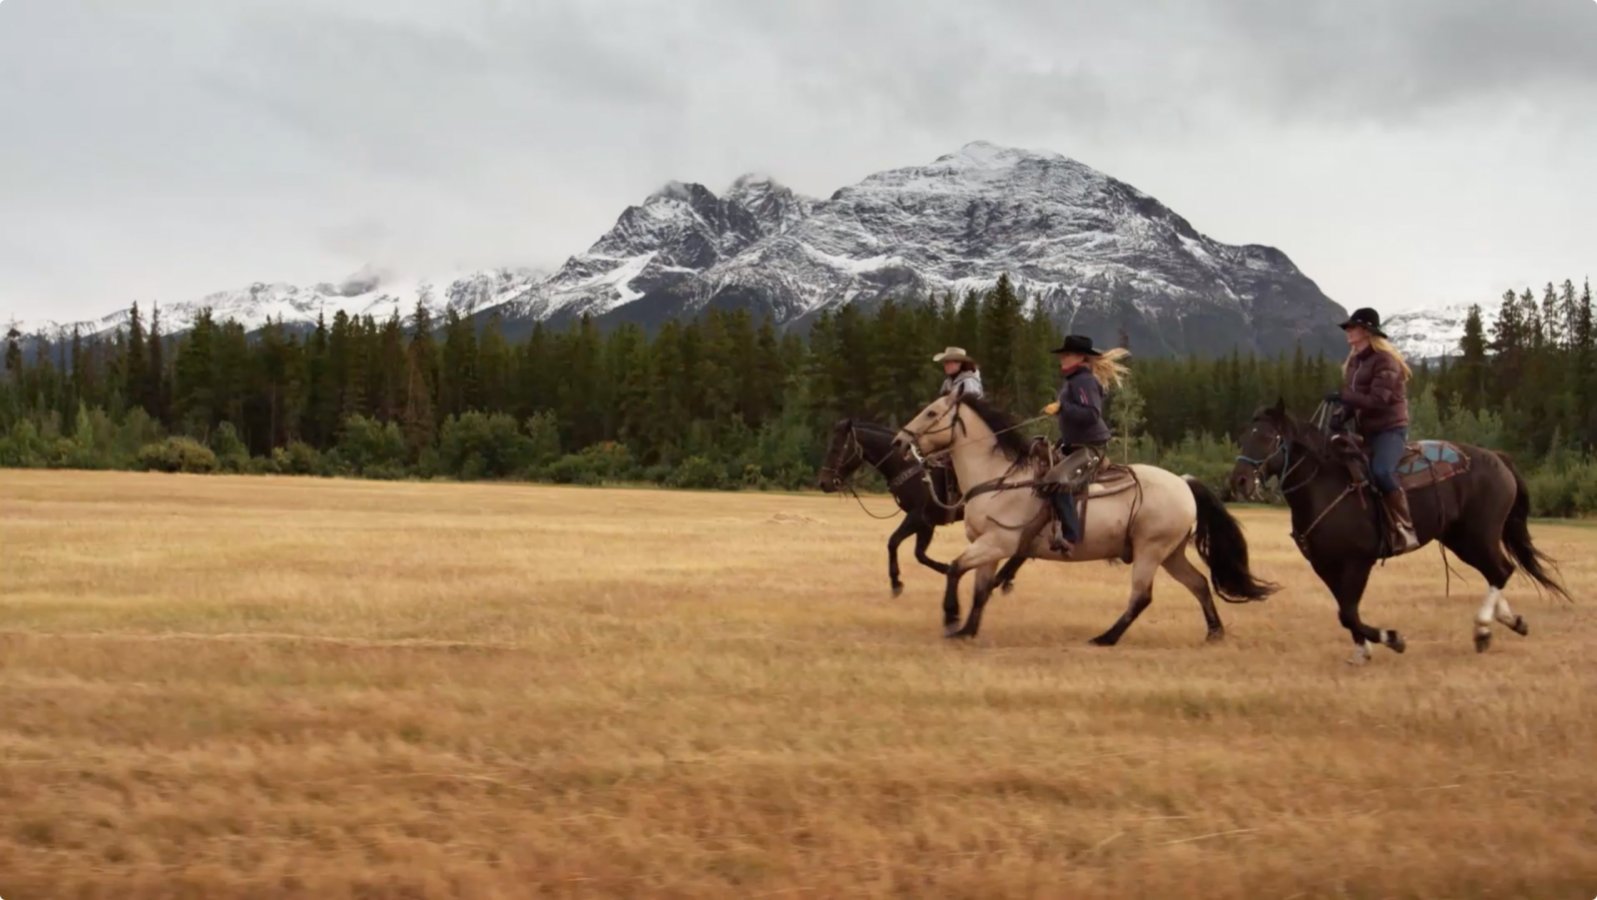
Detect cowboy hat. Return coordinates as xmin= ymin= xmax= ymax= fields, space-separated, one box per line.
xmin=932 ymin=346 xmax=974 ymax=364
xmin=1048 ymin=334 xmax=1103 ymax=357
xmin=1337 ymin=307 xmax=1387 ymax=339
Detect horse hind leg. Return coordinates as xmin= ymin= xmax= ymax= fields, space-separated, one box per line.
xmin=1495 ymin=590 xmax=1529 ymax=637
xmin=1443 ymin=530 xmax=1521 ymax=652
xmin=1089 ymin=554 xmax=1160 ymax=647
xmin=1161 ymin=537 xmax=1225 ymax=642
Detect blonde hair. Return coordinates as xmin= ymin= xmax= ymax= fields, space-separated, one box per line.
xmin=1087 ymin=347 xmax=1132 ymax=389
xmin=1346 ymin=336 xmax=1412 ymax=381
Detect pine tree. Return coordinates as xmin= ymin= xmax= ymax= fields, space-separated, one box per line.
xmin=146 ymin=305 xmax=168 ymax=424
xmin=125 ymin=302 xmax=147 ymax=414
xmin=175 ymin=308 xmax=218 ymax=435
xmin=401 ymin=345 xmax=435 ymax=460
xmin=1456 ymin=304 xmax=1488 ymax=410
xmin=5 ymin=326 xmax=23 ymax=383
xmin=978 ymin=274 xmax=1023 ymax=407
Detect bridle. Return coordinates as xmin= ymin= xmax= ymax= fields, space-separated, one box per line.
xmin=1235 ymin=414 xmax=1351 ymax=551
xmin=821 ymin=422 xmax=937 ymax=519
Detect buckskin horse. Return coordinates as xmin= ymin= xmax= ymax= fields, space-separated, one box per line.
xmin=818 ymin=418 xmax=1026 ymax=596
xmin=892 ymin=395 xmax=1275 ymax=644
xmin=1230 ymin=399 xmax=1568 ymax=664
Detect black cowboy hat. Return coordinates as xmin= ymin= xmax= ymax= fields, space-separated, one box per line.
xmin=1049 ymin=334 xmax=1102 ymax=357
xmin=1338 ymin=307 xmax=1387 ymax=338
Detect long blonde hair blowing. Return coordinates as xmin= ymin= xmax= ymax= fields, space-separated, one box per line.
xmin=1087 ymin=347 xmax=1132 ymax=389
xmin=1347 ymin=336 xmax=1412 ymax=381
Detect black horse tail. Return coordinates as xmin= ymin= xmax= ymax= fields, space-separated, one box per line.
xmin=1186 ymin=476 xmax=1278 ymax=603
xmin=1497 ymin=452 xmax=1571 ymax=602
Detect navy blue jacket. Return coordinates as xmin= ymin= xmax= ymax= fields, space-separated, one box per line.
xmin=1056 ymin=367 xmax=1112 ymax=446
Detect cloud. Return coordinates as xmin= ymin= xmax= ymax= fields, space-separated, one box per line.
xmin=0 ymin=0 xmax=1592 ymax=323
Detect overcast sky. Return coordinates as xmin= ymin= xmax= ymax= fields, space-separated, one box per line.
xmin=2 ymin=0 xmax=1594 ymax=324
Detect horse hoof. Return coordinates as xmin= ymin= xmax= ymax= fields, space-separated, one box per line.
xmin=944 ymin=629 xmax=973 ymax=641
xmin=1088 ymin=634 xmax=1117 ymax=647
xmin=891 ymin=583 xmax=904 ymax=598
xmin=1386 ymin=632 xmax=1407 ymax=654
xmin=1000 ymin=580 xmax=1015 ymax=595
xmin=1474 ymin=631 xmax=1491 ymax=653
xmin=1205 ymin=628 xmax=1226 ymax=643
xmin=1510 ymin=616 xmax=1529 ymax=637
xmin=1344 ymin=653 xmax=1369 ymax=667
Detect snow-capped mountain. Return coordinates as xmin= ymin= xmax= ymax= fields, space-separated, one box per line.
xmin=10 ymin=266 xmax=544 ymax=339
xmin=8 ymin=142 xmax=1355 ymax=357
xmin=1382 ymin=303 xmax=1492 ymax=360
xmin=510 ymin=141 xmax=1348 ymax=355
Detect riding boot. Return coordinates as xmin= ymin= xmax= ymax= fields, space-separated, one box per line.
xmin=1050 ymin=491 xmax=1078 ymax=553
xmin=1383 ymin=489 xmax=1420 ymax=556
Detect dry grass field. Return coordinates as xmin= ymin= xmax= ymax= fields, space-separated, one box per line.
xmin=1 ymin=469 xmax=1595 ymax=899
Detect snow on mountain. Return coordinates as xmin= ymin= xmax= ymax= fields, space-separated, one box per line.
xmin=10 ymin=141 xmax=1360 ymax=357
xmin=1382 ymin=302 xmax=1493 ymax=360
xmin=696 ymin=141 xmax=1346 ymax=355
xmin=8 ymin=267 xmax=545 ymax=340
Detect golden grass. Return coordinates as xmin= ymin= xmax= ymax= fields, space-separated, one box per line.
xmin=1 ymin=469 xmax=1595 ymax=899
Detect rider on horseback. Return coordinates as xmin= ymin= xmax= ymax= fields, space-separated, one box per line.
xmin=1039 ymin=335 xmax=1129 ymax=552
xmin=934 ymin=347 xmax=984 ymax=400
xmin=1327 ymin=307 xmax=1420 ymax=555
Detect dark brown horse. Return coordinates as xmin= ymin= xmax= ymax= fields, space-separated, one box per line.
xmin=818 ymin=418 xmax=1026 ymax=596
xmin=1230 ymin=400 xmax=1568 ymax=663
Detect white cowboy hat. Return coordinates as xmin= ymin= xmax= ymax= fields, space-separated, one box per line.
xmin=932 ymin=346 xmax=973 ymax=364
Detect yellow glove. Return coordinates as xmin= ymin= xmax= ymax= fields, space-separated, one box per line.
xmin=1043 ymin=401 xmax=1060 ymax=415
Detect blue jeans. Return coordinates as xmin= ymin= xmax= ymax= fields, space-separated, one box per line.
xmin=1368 ymin=427 xmax=1407 ymax=495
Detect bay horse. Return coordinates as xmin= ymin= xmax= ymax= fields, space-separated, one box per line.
xmin=1230 ymin=399 xmax=1568 ymax=664
xmin=892 ymin=395 xmax=1275 ymax=644
xmin=818 ymin=418 xmax=1026 ymax=596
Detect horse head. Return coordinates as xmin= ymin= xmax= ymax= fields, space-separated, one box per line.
xmin=1231 ymin=398 xmax=1293 ymax=501
xmin=892 ymin=394 xmax=962 ymax=459
xmin=817 ymin=418 xmax=862 ymax=492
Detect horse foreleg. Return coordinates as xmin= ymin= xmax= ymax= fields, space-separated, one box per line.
xmin=942 ymin=539 xmax=1010 ymax=639
xmin=995 ymin=506 xmax=1049 ymax=595
xmin=995 ymin=555 xmax=1025 ymax=595
xmin=1315 ymin=558 xmax=1400 ymax=664
xmin=911 ymin=521 xmax=949 ymax=576
xmin=950 ymin=561 xmax=1002 ymax=639
xmin=1089 ymin=554 xmax=1161 ymax=647
xmin=886 ymin=516 xmax=917 ymax=596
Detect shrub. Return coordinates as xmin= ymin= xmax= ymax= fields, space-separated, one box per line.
xmin=271 ymin=441 xmax=325 ymax=476
xmin=336 ymin=415 xmax=407 ymax=476
xmin=668 ymin=455 xmax=727 ymax=490
xmin=0 ymin=419 xmax=46 ymax=467
xmin=438 ymin=412 xmax=532 ymax=480
xmin=210 ymin=422 xmax=251 ymax=472
xmin=542 ymin=441 xmax=636 ymax=485
xmin=137 ymin=437 xmax=220 ymax=474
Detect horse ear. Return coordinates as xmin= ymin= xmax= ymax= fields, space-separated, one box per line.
xmin=1270 ymin=396 xmax=1286 ymax=415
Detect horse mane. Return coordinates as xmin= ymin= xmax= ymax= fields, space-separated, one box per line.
xmin=1256 ymin=405 xmax=1333 ymax=461
xmin=960 ymin=397 xmax=1035 ymax=460
xmin=848 ymin=421 xmax=898 ymax=438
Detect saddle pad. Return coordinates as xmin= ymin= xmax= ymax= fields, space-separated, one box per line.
xmin=1395 ymin=440 xmax=1470 ymax=491
xmin=1085 ymin=464 xmax=1137 ymax=498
